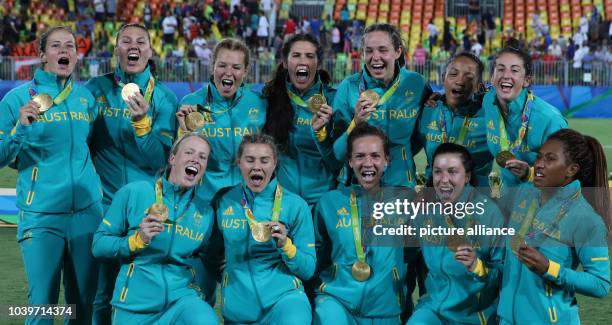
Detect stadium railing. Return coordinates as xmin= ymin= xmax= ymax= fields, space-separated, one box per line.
xmin=0 ymin=57 xmax=609 ymax=86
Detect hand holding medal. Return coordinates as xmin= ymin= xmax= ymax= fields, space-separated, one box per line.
xmin=19 ymin=100 xmax=44 ymax=126
xmin=122 ymin=84 xmax=150 ymax=121
xmin=354 ymin=90 xmax=380 ymax=125
xmin=265 ymin=221 xmax=287 ymax=248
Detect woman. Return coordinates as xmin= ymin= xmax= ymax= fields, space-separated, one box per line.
xmin=85 ymin=23 xmax=178 ymax=323
xmin=92 ymin=133 xmax=218 ymax=324
xmin=177 ymin=38 xmax=267 ymax=204
xmin=0 ymin=26 xmax=102 ymax=323
xmin=498 ymin=129 xmax=610 ymax=324
xmin=322 ymin=23 xmax=431 ymax=188
xmin=484 ymin=38 xmax=567 ymax=189
xmin=214 ymin=133 xmax=315 ymax=324
xmin=314 ymin=124 xmax=407 ymax=324
xmin=262 ymin=34 xmax=337 ymax=207
xmin=408 ymin=143 xmax=504 ymax=325
xmin=417 ymin=52 xmax=492 ymax=187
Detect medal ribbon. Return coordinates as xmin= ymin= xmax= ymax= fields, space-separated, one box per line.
xmin=155 ymin=178 xmax=164 ymax=205
xmin=358 ymin=72 xmax=402 ymax=106
xmin=439 ymin=109 xmax=470 ymax=145
xmin=518 ymin=190 xmax=580 ymax=238
xmin=498 ymin=91 xmax=534 ymax=154
xmin=287 ymin=83 xmax=325 ymax=109
xmin=30 ymin=79 xmax=74 ymax=106
xmin=349 ymin=192 xmax=366 ymax=263
xmin=240 ymin=184 xmax=283 ymax=224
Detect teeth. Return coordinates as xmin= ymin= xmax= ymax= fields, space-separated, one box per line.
xmin=536 ymin=172 xmax=543 ymax=177
xmin=128 ymin=53 xmax=139 ymax=60
xmin=501 ymin=82 xmax=513 ymax=88
xmin=222 ymin=79 xmax=233 ymax=86
xmin=185 ymin=166 xmax=199 ymax=176
xmin=372 ymin=64 xmax=384 ymax=68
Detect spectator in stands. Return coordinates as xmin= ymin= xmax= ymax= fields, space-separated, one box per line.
xmin=311 ymin=17 xmax=322 ymax=42
xmin=573 ymin=27 xmax=587 ymax=47
xmin=427 ymin=19 xmax=438 ymax=54
xmin=85 ymin=23 xmax=179 ymax=324
xmin=177 ymin=38 xmax=267 ymax=204
xmin=261 ymin=0 xmax=273 ymax=18
xmin=331 ymin=24 xmax=342 ymax=53
xmin=443 ymin=19 xmax=453 ymax=52
xmin=257 ymin=11 xmax=270 ymax=47
xmin=143 ymin=4 xmax=152 ymax=28
xmin=263 ymin=33 xmax=337 ymax=207
xmin=413 ymin=43 xmax=428 ymax=68
xmin=471 ymin=38 xmax=483 ymax=57
xmin=284 ymin=15 xmax=297 ymax=41
xmin=106 ymin=0 xmax=116 ymax=20
xmin=0 ymin=26 xmax=102 ymax=325
xmin=483 ymin=10 xmax=496 ymax=52
xmin=531 ymin=10 xmax=545 ymax=38
xmin=462 ymin=29 xmax=471 ymax=53
xmin=483 ymin=38 xmax=568 ymax=188
xmin=183 ymin=11 xmax=197 ymax=42
xmin=467 ymin=0 xmax=480 ymax=24
xmin=92 ymin=133 xmax=219 ymax=325
xmin=573 ymin=44 xmax=589 ymax=69
xmin=580 ymin=14 xmax=589 ymax=36
xmin=566 ymin=38 xmax=576 ymax=61
xmin=162 ymin=11 xmax=178 ymax=46
xmin=548 ymin=39 xmax=562 ymax=59
xmin=300 ymin=16 xmax=311 ymax=35
xmin=94 ymin=0 xmax=106 ymax=21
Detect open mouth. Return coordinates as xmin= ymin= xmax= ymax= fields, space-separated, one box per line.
xmin=370 ymin=63 xmax=385 ymax=73
xmin=185 ymin=166 xmax=199 ymax=178
xmin=295 ymin=67 xmax=309 ymax=82
xmin=221 ymin=79 xmax=234 ymax=91
xmin=499 ymin=82 xmax=513 ymax=92
xmin=58 ymin=57 xmax=70 ymax=66
xmin=450 ymin=87 xmax=466 ymax=97
xmin=249 ymin=173 xmax=264 ymax=186
xmin=361 ymin=170 xmax=376 ymax=182
xmin=127 ymin=52 xmax=140 ymax=62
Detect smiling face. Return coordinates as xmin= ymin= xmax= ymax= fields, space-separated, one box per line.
xmin=492 ymin=52 xmax=530 ymax=104
xmin=432 ymin=153 xmax=470 ymax=203
xmin=444 ymin=56 xmax=481 ymax=109
xmin=349 ymin=135 xmax=389 ymax=191
xmin=285 ymin=41 xmax=318 ymax=93
xmin=238 ymin=143 xmax=277 ymax=193
xmin=533 ymin=139 xmax=578 ymax=188
xmin=213 ymin=48 xmax=248 ymax=99
xmin=40 ymin=29 xmax=77 ymax=78
xmin=363 ymin=31 xmax=402 ymax=85
xmin=167 ymin=136 xmax=210 ymax=188
xmin=115 ymin=26 xmax=152 ymax=75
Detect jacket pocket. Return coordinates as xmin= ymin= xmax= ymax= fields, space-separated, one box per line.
xmin=118 ymin=263 xmax=136 ymax=303
xmin=25 ymin=167 xmax=39 ymax=206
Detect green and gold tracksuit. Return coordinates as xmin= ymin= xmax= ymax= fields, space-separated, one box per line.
xmin=498 ymin=180 xmax=610 ymax=324
xmin=85 ymin=66 xmax=177 ymax=324
xmin=313 ymin=185 xmax=407 ymax=325
xmin=179 ymin=83 xmax=267 ymax=204
xmin=483 ymin=88 xmax=567 ymax=188
xmin=215 ymin=178 xmax=315 ymax=324
xmin=277 ymin=79 xmax=338 ymax=207
xmin=408 ymin=186 xmax=504 ymax=325
xmin=0 ymin=68 xmax=103 ymax=325
xmin=417 ymin=97 xmax=492 ymax=187
xmin=92 ymin=178 xmax=218 ymax=324
xmin=317 ymin=65 xmax=430 ymax=188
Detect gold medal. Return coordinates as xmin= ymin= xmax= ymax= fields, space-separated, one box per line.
xmin=148 ymin=203 xmax=169 ymax=223
xmin=121 ymin=83 xmax=140 ymax=102
xmin=250 ymin=222 xmax=271 ymax=242
xmin=360 ymin=90 xmax=380 ymax=109
xmin=32 ymin=94 xmax=53 ymax=113
xmin=510 ymin=235 xmax=525 ymax=255
xmin=446 ymin=234 xmax=468 ymax=252
xmin=185 ymin=111 xmax=205 ymax=131
xmin=307 ymin=94 xmax=327 ymax=113
xmin=351 ymin=261 xmax=371 ymax=281
xmin=496 ymin=150 xmax=515 ymax=167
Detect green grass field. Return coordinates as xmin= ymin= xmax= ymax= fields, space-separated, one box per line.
xmin=0 ymin=118 xmax=611 ymax=323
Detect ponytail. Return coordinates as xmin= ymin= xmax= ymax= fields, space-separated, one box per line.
xmin=262 ymin=64 xmax=294 ymax=151
xmin=548 ymin=129 xmax=611 ymax=231
xmin=583 ymin=135 xmax=610 ymax=230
